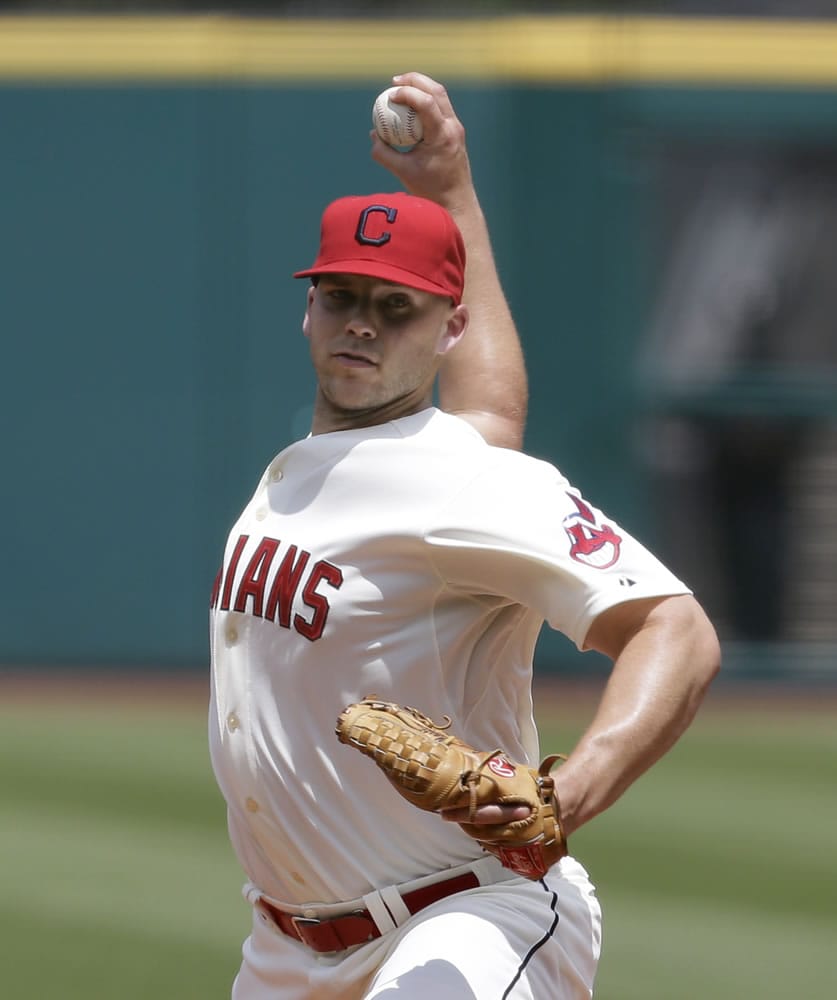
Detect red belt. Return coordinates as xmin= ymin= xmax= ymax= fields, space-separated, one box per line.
xmin=257 ymin=871 xmax=480 ymax=953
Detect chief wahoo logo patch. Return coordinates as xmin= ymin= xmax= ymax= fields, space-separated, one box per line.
xmin=563 ymin=492 xmax=622 ymax=569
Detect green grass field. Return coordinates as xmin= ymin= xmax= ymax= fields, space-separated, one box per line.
xmin=1 ymin=676 xmax=835 ymax=999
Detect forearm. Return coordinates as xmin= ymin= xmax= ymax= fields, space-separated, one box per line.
xmin=437 ymin=188 xmax=528 ymax=449
xmin=554 ymin=596 xmax=721 ymax=837
xmin=370 ymin=72 xmax=528 ymax=449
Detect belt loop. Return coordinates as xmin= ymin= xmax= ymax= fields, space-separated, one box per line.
xmin=242 ymin=881 xmax=262 ymax=907
xmin=361 ymin=889 xmax=399 ymax=934
xmin=380 ymin=885 xmax=411 ymax=925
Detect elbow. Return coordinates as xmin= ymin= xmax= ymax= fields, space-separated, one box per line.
xmin=683 ymin=598 xmax=722 ymax=698
xmin=643 ymin=593 xmax=722 ymax=695
xmin=696 ymin=603 xmax=722 ymax=677
xmin=699 ymin=630 xmax=722 ymax=699
xmin=656 ymin=596 xmax=722 ymax=732
xmin=452 ymin=409 xmax=527 ymax=450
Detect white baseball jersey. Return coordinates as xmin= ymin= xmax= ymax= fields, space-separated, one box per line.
xmin=209 ymin=408 xmax=690 ymax=907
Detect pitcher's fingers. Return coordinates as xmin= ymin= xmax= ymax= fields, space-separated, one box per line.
xmin=392 ymin=71 xmax=457 ymax=123
xmin=440 ymin=804 xmax=532 ymax=824
xmin=384 ymin=83 xmax=448 ymax=144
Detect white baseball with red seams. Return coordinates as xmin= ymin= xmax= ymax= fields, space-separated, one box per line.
xmin=372 ymin=87 xmax=424 ymax=149
xmin=208 ymin=408 xmax=691 ymax=998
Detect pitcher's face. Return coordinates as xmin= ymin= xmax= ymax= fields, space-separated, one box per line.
xmin=303 ymin=274 xmax=467 ymax=432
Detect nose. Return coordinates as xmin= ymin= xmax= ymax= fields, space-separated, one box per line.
xmin=345 ymin=308 xmax=376 ymax=340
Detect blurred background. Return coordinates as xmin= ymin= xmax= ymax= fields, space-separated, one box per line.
xmin=1 ymin=3 xmax=836 ymax=998
xmin=3 ymin=0 xmax=837 ymax=679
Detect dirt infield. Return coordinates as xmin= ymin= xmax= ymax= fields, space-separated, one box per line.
xmin=2 ymin=667 xmax=835 ymax=716
xmin=0 ymin=668 xmax=211 ymax=710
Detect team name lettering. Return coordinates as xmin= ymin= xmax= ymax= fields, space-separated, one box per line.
xmin=210 ymin=534 xmax=344 ymax=641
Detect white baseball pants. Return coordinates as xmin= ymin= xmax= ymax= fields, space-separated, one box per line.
xmin=230 ymin=856 xmax=602 ymax=1000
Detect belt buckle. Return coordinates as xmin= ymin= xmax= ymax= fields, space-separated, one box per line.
xmin=289 ymin=914 xmax=326 ymax=950
xmin=291 ymin=914 xmax=322 ymax=933
xmin=291 ymin=910 xmax=372 ymax=952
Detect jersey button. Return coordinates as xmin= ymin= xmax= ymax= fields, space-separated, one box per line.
xmin=226 ymin=712 xmax=240 ymax=732
xmin=255 ymin=507 xmax=268 ymax=521
xmin=270 ymin=467 xmax=284 ymax=482
xmin=226 ymin=627 xmax=238 ymax=645
xmin=245 ymin=797 xmax=259 ymax=813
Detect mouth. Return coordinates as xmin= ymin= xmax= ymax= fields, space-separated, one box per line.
xmin=333 ymin=351 xmax=378 ymax=368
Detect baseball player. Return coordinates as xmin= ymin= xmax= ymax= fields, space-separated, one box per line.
xmin=209 ymin=72 xmax=720 ymax=999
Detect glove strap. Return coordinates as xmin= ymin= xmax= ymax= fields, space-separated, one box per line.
xmin=461 ymin=748 xmax=506 ymax=821
xmin=539 ymin=753 xmax=569 ymax=857
xmin=494 ymin=842 xmax=554 ymax=880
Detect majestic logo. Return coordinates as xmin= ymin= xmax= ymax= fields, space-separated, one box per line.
xmin=355 ymin=205 xmax=397 ymax=246
xmin=562 ymin=492 xmax=622 ymax=569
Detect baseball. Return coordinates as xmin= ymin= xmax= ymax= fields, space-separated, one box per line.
xmin=372 ymin=87 xmax=423 ymax=151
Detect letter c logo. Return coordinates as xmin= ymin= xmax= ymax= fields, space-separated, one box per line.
xmin=355 ymin=205 xmax=397 ymax=246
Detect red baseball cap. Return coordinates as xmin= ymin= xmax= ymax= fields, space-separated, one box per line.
xmin=293 ymin=192 xmax=466 ymax=305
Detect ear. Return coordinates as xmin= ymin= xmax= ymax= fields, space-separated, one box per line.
xmin=437 ymin=304 xmax=469 ymax=357
xmin=302 ymin=285 xmax=316 ymax=339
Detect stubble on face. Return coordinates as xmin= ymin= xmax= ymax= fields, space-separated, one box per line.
xmin=304 ymin=276 xmax=459 ymax=433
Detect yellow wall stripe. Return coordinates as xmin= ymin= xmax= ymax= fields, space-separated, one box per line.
xmin=2 ymin=15 xmax=837 ymax=85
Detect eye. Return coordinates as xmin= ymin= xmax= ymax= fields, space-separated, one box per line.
xmin=321 ymin=287 xmax=353 ymax=308
xmin=383 ymin=294 xmax=412 ymax=311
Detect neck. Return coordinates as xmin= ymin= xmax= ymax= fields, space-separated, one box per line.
xmin=309 ymin=391 xmax=434 ymax=436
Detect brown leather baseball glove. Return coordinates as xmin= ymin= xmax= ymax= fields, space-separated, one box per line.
xmin=335 ymin=696 xmax=567 ymax=880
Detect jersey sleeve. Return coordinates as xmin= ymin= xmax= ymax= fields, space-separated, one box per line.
xmin=423 ymin=455 xmax=691 ymax=650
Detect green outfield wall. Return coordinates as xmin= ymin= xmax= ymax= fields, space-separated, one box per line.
xmin=2 ymin=16 xmax=837 ymax=670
